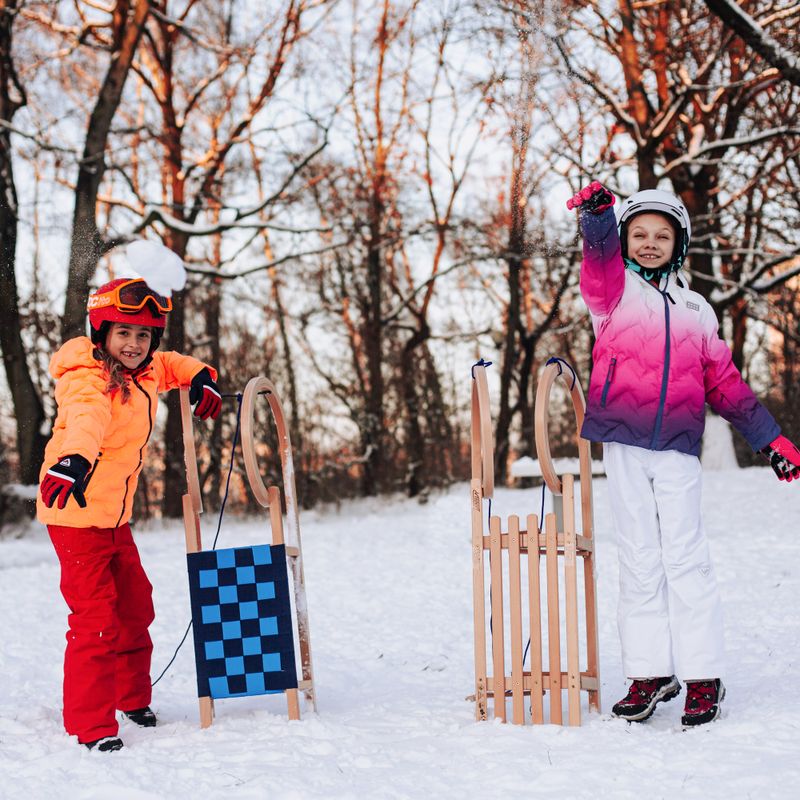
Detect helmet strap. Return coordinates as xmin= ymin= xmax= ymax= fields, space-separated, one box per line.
xmin=624 ymin=257 xmax=669 ymax=282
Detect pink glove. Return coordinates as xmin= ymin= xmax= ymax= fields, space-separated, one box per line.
xmin=761 ymin=435 xmax=800 ymax=482
xmin=566 ymin=181 xmax=615 ymax=213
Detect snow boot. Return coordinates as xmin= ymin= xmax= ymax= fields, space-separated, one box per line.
xmin=612 ymin=675 xmax=681 ymax=722
xmin=83 ymin=736 xmax=124 ymax=752
xmin=682 ymin=679 xmax=725 ymax=727
xmin=122 ymin=706 xmax=157 ymax=727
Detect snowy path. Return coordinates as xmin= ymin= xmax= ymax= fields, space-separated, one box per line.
xmin=1 ymin=468 xmax=798 ymax=799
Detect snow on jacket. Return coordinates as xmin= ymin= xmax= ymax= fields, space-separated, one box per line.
xmin=37 ymin=337 xmax=215 ymax=529
xmin=578 ymin=208 xmax=779 ymax=457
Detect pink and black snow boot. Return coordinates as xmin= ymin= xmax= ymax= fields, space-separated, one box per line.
xmin=612 ymin=675 xmax=681 ymax=722
xmin=682 ymin=679 xmax=725 ymax=727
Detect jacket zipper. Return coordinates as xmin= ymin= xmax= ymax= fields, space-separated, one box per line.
xmin=114 ymin=377 xmax=154 ymax=529
xmin=649 ymin=289 xmax=672 ymax=449
xmin=83 ymin=452 xmax=103 ymax=491
xmin=600 ymin=357 xmax=617 ymax=408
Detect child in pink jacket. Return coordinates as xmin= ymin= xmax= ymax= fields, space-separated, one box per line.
xmin=567 ymin=181 xmax=800 ymax=726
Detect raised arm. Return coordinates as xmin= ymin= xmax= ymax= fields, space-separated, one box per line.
xmin=567 ymin=181 xmax=625 ymax=317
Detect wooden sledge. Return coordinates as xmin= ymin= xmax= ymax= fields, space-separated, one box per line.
xmin=470 ymin=360 xmax=600 ymax=726
xmin=180 ymin=377 xmax=316 ymax=728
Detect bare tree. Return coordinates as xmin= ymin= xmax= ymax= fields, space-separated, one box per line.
xmin=0 ymin=0 xmax=48 ymax=486
xmin=704 ymin=0 xmax=800 ymax=87
xmin=61 ymin=0 xmax=151 ymax=341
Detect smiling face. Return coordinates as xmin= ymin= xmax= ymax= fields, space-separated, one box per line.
xmin=104 ymin=322 xmax=153 ymax=370
xmin=626 ymin=212 xmax=676 ymax=271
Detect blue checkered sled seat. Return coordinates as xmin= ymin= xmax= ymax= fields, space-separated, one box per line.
xmin=187 ymin=543 xmax=299 ymax=699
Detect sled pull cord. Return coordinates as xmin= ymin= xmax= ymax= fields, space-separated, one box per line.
xmin=545 ymin=356 xmax=577 ymax=390
xmin=151 ymin=391 xmax=243 ymax=687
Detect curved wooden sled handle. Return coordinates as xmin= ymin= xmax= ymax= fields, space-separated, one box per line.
xmin=470 ymin=364 xmax=494 ymax=499
xmin=533 ymin=361 xmax=591 ymax=497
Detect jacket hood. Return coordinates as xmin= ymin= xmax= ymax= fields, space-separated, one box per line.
xmin=49 ymin=337 xmax=102 ymax=380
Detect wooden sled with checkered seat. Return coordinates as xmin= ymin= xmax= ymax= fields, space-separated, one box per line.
xmin=180 ymin=377 xmax=316 ymax=728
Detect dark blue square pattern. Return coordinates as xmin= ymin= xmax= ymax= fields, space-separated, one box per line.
xmin=187 ymin=544 xmax=298 ymax=699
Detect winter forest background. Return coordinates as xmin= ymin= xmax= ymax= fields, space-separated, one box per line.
xmin=1 ymin=0 xmax=799 ymax=531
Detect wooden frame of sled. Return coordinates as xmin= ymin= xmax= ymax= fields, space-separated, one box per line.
xmin=180 ymin=376 xmax=316 ymax=728
xmin=470 ymin=361 xmax=600 ymax=726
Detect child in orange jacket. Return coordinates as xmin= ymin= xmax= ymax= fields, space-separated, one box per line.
xmin=37 ymin=277 xmax=222 ymax=752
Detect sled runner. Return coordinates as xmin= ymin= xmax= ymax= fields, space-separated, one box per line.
xmin=181 ymin=377 xmax=316 ymax=728
xmin=470 ymin=359 xmax=600 ymax=726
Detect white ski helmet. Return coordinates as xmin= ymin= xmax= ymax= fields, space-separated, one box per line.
xmin=617 ymin=189 xmax=691 ymax=273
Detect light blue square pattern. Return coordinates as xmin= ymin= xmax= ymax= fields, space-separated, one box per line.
xmin=216 ymin=549 xmax=235 ymax=568
xmin=259 ymin=617 xmax=278 ymax=636
xmin=218 ymin=585 xmax=238 ymax=604
xmin=201 ymin=605 xmax=221 ymax=624
xmin=252 ymin=545 xmax=272 ymax=565
xmin=242 ymin=637 xmax=261 ymax=656
xmin=236 ymin=566 xmax=255 ymax=584
xmin=198 ymin=570 xmax=218 ymax=588
xmin=257 ymin=582 xmax=276 ymax=601
xmin=239 ymin=601 xmax=258 ymax=620
xmin=222 ymin=621 xmax=242 ymax=639
xmin=246 ymin=673 xmax=266 ymax=694
xmin=204 ymin=640 xmax=224 ymax=660
xmin=208 ymin=676 xmax=229 ymax=697
xmin=262 ymin=652 xmax=281 ymax=672
xmin=226 ymin=656 xmax=245 ymax=676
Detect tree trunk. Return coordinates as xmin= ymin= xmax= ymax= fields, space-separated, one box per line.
xmin=362 ymin=216 xmax=385 ymax=496
xmin=0 ymin=0 xmax=47 ymax=486
xmin=400 ymin=324 xmax=428 ymax=498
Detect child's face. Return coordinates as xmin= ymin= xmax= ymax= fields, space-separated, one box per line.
xmin=626 ymin=213 xmax=676 ymax=270
xmin=104 ymin=323 xmax=153 ymax=369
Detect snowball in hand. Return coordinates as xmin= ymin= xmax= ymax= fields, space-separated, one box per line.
xmin=125 ymin=240 xmax=187 ymax=298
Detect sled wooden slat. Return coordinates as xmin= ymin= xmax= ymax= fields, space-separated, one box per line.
xmin=563 ymin=474 xmax=581 ymax=726
xmin=471 ymin=476 xmax=488 ymax=721
xmin=268 ymin=485 xmax=301 ymax=721
xmin=527 ymin=513 xmax=544 ymax=724
xmin=508 ymin=515 xmax=525 ymax=724
xmin=489 ymin=514 xmax=506 ymax=722
xmin=545 ymin=513 xmax=562 ymax=724
xmin=182 ymin=494 xmax=202 ymax=555
xmin=484 ymin=672 xmax=599 ymax=694
xmin=482 ymin=532 xmax=594 ymax=553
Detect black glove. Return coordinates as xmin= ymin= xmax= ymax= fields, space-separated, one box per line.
xmin=566 ymin=180 xmax=615 ymax=214
xmin=40 ymin=454 xmax=91 ymax=509
xmin=189 ymin=368 xmax=222 ymax=420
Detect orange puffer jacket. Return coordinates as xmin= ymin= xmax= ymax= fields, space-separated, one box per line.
xmin=37 ymin=337 xmax=215 ymax=529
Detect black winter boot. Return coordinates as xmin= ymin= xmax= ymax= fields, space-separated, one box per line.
xmin=612 ymin=675 xmax=682 ymax=722
xmin=122 ymin=706 xmax=157 ymax=727
xmin=83 ymin=736 xmax=124 ymax=752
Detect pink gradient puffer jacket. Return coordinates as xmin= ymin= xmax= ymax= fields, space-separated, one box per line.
xmin=579 ymin=208 xmax=779 ymax=456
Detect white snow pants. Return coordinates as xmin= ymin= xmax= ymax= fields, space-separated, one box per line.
xmin=603 ymin=442 xmax=724 ymax=680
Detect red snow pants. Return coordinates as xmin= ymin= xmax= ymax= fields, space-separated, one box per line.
xmin=48 ymin=523 xmax=155 ymax=743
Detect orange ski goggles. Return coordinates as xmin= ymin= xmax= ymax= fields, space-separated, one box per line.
xmin=87 ymin=279 xmax=172 ymax=314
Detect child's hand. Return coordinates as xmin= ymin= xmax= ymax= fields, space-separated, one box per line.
xmin=566 ymin=181 xmax=615 ymax=213
xmin=189 ymin=368 xmax=222 ymax=420
xmin=760 ymin=435 xmax=800 ymax=482
xmin=40 ymin=455 xmax=91 ymax=509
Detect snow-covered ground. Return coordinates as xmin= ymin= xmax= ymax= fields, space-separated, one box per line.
xmin=1 ymin=466 xmax=798 ymax=799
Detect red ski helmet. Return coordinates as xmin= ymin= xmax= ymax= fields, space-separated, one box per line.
xmin=87 ymin=278 xmax=171 ymax=331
